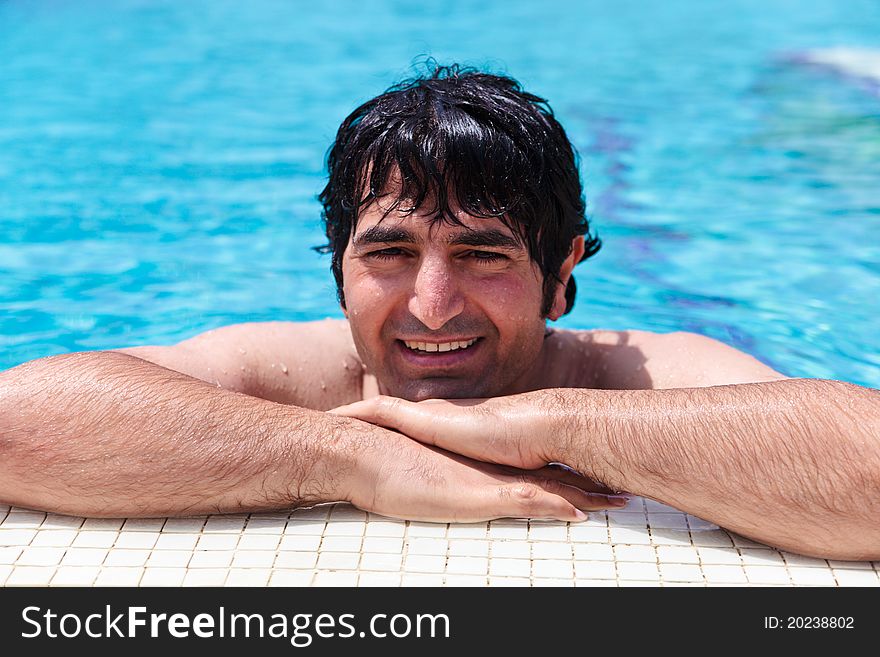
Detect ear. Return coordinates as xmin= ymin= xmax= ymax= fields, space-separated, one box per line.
xmin=547 ymin=236 xmax=585 ymax=320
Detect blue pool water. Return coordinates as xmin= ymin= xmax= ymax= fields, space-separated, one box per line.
xmin=1 ymin=0 xmax=879 ymax=387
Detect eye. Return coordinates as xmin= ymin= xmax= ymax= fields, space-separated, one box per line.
xmin=366 ymin=247 xmax=407 ymax=261
xmin=468 ymin=250 xmax=508 ymax=263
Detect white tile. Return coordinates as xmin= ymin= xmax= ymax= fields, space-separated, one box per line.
xmin=403 ymin=554 xmax=446 ymax=573
xmin=0 ymin=529 xmax=37 ymax=546
xmin=614 ymin=545 xmax=656 ymax=562
xmin=96 ymin=567 xmax=143 ymax=586
xmin=691 ymin=531 xmax=733 ymax=548
xmin=40 ymin=514 xmax=84 ymax=530
xmin=447 ymin=524 xmax=489 ymax=539
xmin=406 ymin=522 xmax=447 ymax=538
xmin=569 ymin=526 xmax=610 ymax=543
xmin=532 ymin=560 xmax=574 ymax=579
xmin=488 ymin=522 xmax=529 ymax=540
xmin=490 ymin=541 xmax=530 ymax=559
xmin=322 ymin=522 xmax=365 ymax=537
xmin=183 ymin=569 xmax=228 ymax=586
xmin=225 ymin=569 xmax=271 ymax=586
xmin=61 ymin=548 xmax=108 ymax=566
xmin=532 ymin=578 xmax=575 ymax=587
xmin=650 ymin=530 xmax=692 ymax=546
xmin=196 ymin=534 xmax=239 ymax=551
xmin=284 ymin=520 xmax=327 ymax=535
xmin=232 ymin=551 xmax=276 ymax=568
xmin=618 ymin=580 xmax=662 ymax=587
xmin=531 ymin=542 xmax=572 ymax=560
xmin=120 ymin=518 xmax=165 ymax=532
xmin=361 ymin=537 xmax=403 ymax=554
xmin=243 ymin=518 xmax=286 ymax=534
xmin=360 ymin=552 xmax=402 ymax=572
xmin=702 ymin=565 xmax=748 ymax=584
xmin=663 ymin=581 xmax=707 ymax=587
xmin=114 ymin=532 xmax=160 ymax=550
xmin=656 ymin=546 xmax=700 ymax=564
xmin=445 ymin=575 xmax=488 ymax=586
xmin=833 ymin=569 xmax=880 ymax=586
xmin=140 ymin=568 xmax=187 ymax=586
xmin=660 ymin=563 xmax=704 ymax=583
xmin=328 ymin=505 xmax=367 ymax=522
xmin=448 ymin=540 xmax=489 ymax=557
xmin=358 ymin=572 xmax=401 ymax=587
xmin=274 ymin=552 xmax=318 ymax=569
xmin=697 ymin=547 xmax=742 ymax=565
xmin=407 ymin=538 xmax=448 ymax=555
xmin=687 ymin=516 xmax=719 ymax=531
xmin=2 ymin=512 xmax=47 ymax=529
xmin=319 ymin=536 xmax=362 ymax=552
xmin=16 ymin=547 xmax=66 ymax=567
xmin=573 ymin=543 xmax=614 ymax=561
xmin=575 ymin=579 xmax=618 ymax=587
xmin=146 ymin=550 xmax=191 ymax=567
xmin=781 ymin=552 xmax=829 ymax=568
xmin=609 ymin=527 xmax=651 ymax=545
xmin=189 ymin=551 xmax=234 ymax=568
xmin=527 ymin=523 xmax=568 ymax=541
xmin=154 ymin=534 xmax=199 ymax=550
xmin=730 ymin=534 xmax=767 ymax=549
xmin=237 ymin=534 xmax=281 ymax=551
xmin=203 ymin=516 xmax=247 ymax=533
xmin=489 ymin=558 xmax=531 ymax=578
xmin=401 ymin=574 xmax=445 ymax=586
xmin=50 ymin=566 xmax=100 ymax=586
xmin=6 ymin=566 xmax=56 ymax=586
xmin=71 ymin=531 xmax=117 ymax=549
xmin=739 ymin=549 xmax=785 ymax=566
xmin=0 ymin=547 xmax=22 ymax=564
xmin=788 ymin=567 xmax=836 ymax=586
xmin=81 ymin=518 xmax=124 ymax=531
xmin=645 ymin=499 xmax=680 ymax=513
xmin=313 ymin=571 xmax=359 ymax=586
xmin=574 ymin=561 xmax=616 ymax=580
xmin=617 ymin=562 xmax=660 ymax=581
xmin=608 ymin=512 xmax=648 ymax=528
xmin=161 ymin=517 xmax=207 ymax=533
xmin=489 ymin=576 xmax=531 ymax=587
xmin=0 ymin=564 xmax=11 ymax=584
xmin=648 ymin=514 xmax=689 ymax=530
xmin=269 ymin=570 xmax=314 ymax=586
xmin=103 ymin=550 xmax=150 ymax=567
xmin=316 ymin=551 xmax=360 ymax=570
xmin=364 ymin=521 xmax=406 ymax=537
xmin=31 ymin=530 xmax=78 ymax=547
xmin=827 ymin=560 xmax=873 ymax=570
xmin=446 ymin=556 xmax=488 ymax=575
xmin=744 ymin=566 xmax=791 ymax=585
xmin=279 ymin=535 xmax=322 ymax=551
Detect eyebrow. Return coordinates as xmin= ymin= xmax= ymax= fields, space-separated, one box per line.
xmin=352 ymin=225 xmax=522 ymax=251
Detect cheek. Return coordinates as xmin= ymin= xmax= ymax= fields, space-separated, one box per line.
xmin=342 ymin=269 xmax=400 ymax=333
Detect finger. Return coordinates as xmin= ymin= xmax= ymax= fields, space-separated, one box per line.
xmin=495 ymin=479 xmax=629 ymax=523
xmin=522 ymin=476 xmax=630 ymax=511
xmin=330 ymin=397 xmax=451 ymax=448
xmin=527 ymin=464 xmax=619 ymax=495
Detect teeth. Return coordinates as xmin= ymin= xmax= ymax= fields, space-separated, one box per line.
xmin=403 ymin=338 xmax=478 ymax=353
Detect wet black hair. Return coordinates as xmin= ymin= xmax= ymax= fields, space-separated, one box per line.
xmin=316 ymin=63 xmax=601 ymax=316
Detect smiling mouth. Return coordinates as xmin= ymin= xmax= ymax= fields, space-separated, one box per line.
xmin=401 ymin=337 xmax=479 ymax=353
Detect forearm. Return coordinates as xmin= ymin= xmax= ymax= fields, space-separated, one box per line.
xmin=554 ymin=379 xmax=880 ymax=560
xmin=0 ymin=352 xmax=357 ymax=517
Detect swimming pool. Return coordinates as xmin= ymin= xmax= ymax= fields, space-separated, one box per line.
xmin=1 ymin=0 xmax=878 ymax=388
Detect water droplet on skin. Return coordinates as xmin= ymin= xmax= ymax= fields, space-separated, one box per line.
xmin=342 ymin=361 xmax=350 ymax=370
xmin=270 ymin=363 xmax=275 ymax=368
xmin=320 ymin=380 xmax=326 ymax=391
xmin=280 ymin=363 xmax=288 ymax=374
xmin=238 ymin=348 xmax=247 ymax=354
xmin=258 ymin=425 xmax=267 ymax=434
xmin=240 ymin=366 xmax=245 ymax=371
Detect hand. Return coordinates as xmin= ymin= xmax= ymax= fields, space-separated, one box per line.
xmin=330 ymin=393 xmax=565 ymax=471
xmin=330 ymin=415 xmax=629 ymax=523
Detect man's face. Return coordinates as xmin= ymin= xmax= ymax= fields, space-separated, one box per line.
xmin=341 ymin=199 xmax=554 ymax=401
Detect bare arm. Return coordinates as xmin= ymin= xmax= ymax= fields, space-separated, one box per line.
xmin=0 ymin=350 xmax=622 ymax=520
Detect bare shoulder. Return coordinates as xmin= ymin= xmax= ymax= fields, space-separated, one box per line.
xmin=557 ymin=328 xmax=787 ymax=390
xmin=115 ymin=319 xmax=365 ymax=409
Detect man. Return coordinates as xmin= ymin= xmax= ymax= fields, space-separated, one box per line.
xmin=1 ymin=66 xmax=878 ymax=560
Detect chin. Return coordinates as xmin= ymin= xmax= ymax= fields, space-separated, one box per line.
xmin=393 ymin=378 xmax=492 ymax=401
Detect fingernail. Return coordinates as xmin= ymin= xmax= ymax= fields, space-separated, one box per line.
xmin=572 ymin=509 xmax=588 ymax=521
xmin=608 ymin=495 xmax=630 ymax=507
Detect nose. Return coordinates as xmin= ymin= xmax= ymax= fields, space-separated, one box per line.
xmin=407 ymin=253 xmax=465 ymax=330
